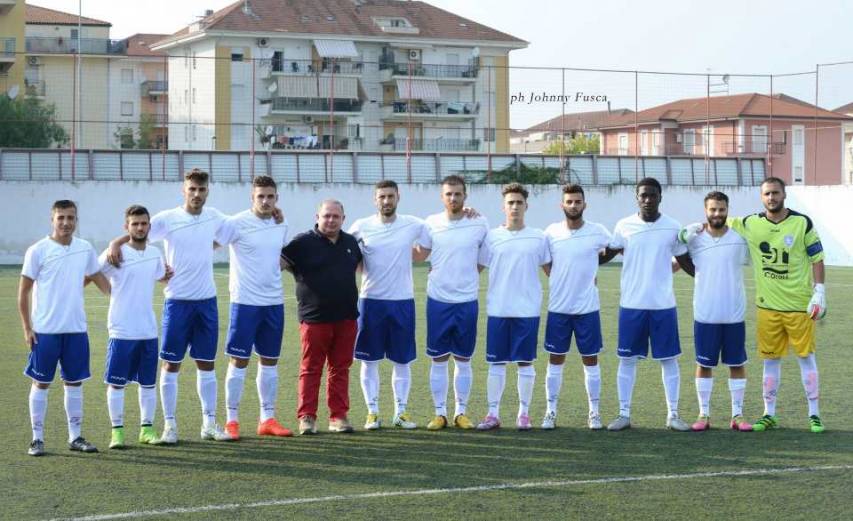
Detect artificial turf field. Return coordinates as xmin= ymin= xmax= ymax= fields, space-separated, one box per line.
xmin=2 ymin=263 xmax=852 ymax=520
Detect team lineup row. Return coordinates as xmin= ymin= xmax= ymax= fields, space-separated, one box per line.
xmin=18 ymin=171 xmax=828 ymax=457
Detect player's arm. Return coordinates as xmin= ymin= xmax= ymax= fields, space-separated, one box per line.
xmin=106 ymin=235 xmax=131 ymax=267
xmin=85 ymin=272 xmax=111 ymax=295
xmin=412 ymin=245 xmax=431 ymax=262
xmin=599 ymin=247 xmax=621 ymax=265
xmin=808 ymin=260 xmax=826 ymax=320
xmin=675 ymin=253 xmax=695 ymax=277
xmin=542 ymin=262 xmax=552 ymax=277
xmin=17 ymin=276 xmax=36 ymax=348
xmin=159 ymin=264 xmax=175 ymax=283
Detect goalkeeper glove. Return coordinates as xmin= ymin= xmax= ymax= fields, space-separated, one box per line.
xmin=807 ymin=283 xmax=826 ymax=320
xmin=678 ymin=222 xmax=704 ymax=244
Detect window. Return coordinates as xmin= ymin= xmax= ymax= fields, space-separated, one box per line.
xmin=183 ymin=89 xmax=188 ymax=105
xmin=618 ymin=133 xmax=629 ymax=155
xmin=683 ymin=129 xmax=696 ymax=154
xmin=231 ymin=53 xmax=244 ymax=62
xmin=191 ymin=125 xmax=197 ymax=141
xmin=752 ymin=125 xmax=768 ymax=154
xmin=118 ymin=129 xmax=134 ymax=149
xmin=121 ymin=68 xmax=133 ymax=84
xmin=702 ymin=125 xmax=714 ymax=155
xmin=272 ymin=51 xmax=283 ymax=72
xmin=484 ymin=128 xmax=496 ymax=142
xmin=121 ymin=102 xmax=133 ymax=116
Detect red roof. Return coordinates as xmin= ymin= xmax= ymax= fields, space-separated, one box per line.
xmin=26 ymin=4 xmax=111 ymax=27
xmin=833 ymin=102 xmax=853 ymax=114
xmin=517 ymin=109 xmax=634 ymax=137
xmin=122 ymin=34 xmax=170 ymax=57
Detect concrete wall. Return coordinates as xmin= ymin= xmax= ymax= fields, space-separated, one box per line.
xmin=1 ymin=182 xmax=850 ymax=266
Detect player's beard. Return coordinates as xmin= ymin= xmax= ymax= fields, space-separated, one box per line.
xmin=563 ymin=208 xmax=583 ymax=222
xmin=707 ymin=217 xmax=726 ymax=229
xmin=380 ymin=205 xmax=396 ymax=217
xmin=130 ymin=232 xmax=148 ymax=245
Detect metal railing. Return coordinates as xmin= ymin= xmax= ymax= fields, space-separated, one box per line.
xmin=379 ymin=62 xmax=479 ymax=79
xmin=1 ymin=38 xmax=14 ymax=58
xmin=271 ymin=58 xmax=364 ymax=75
xmin=141 ymin=80 xmax=168 ymax=97
xmin=385 ymin=101 xmax=480 ymax=116
xmin=269 ymin=98 xmax=362 ymax=113
xmin=25 ymin=37 xmax=127 ymax=55
xmin=389 ymin=138 xmax=481 ymax=152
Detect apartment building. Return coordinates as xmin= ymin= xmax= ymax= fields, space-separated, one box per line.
xmin=0 ymin=0 xmax=25 ymax=97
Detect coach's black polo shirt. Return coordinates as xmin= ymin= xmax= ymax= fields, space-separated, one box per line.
xmin=281 ymin=227 xmax=362 ymax=323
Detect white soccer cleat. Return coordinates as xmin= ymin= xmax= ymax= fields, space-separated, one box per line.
xmin=588 ymin=413 xmax=604 ymax=430
xmin=607 ymin=415 xmax=631 ymax=431
xmin=392 ymin=412 xmax=417 ymax=430
xmin=157 ymin=426 xmax=179 ymax=445
xmin=200 ymin=424 xmax=236 ymax=441
xmin=541 ymin=411 xmax=557 ymax=430
xmin=666 ymin=414 xmax=690 ymax=432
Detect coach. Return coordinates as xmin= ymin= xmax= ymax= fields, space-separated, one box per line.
xmin=281 ymin=199 xmax=362 ymax=435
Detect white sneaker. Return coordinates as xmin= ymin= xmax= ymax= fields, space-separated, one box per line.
xmin=541 ymin=411 xmax=557 ymax=430
xmin=588 ymin=413 xmax=603 ymax=430
xmin=392 ymin=412 xmax=417 ymax=430
xmin=607 ymin=415 xmax=631 ymax=431
xmin=666 ymin=414 xmax=690 ymax=432
xmin=201 ymin=424 xmax=236 ymax=441
xmin=157 ymin=425 xmax=178 ymax=445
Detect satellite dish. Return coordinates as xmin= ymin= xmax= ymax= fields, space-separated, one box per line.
xmin=722 ymin=74 xmax=730 ymax=84
xmin=267 ymin=81 xmax=278 ymax=93
xmin=7 ymin=85 xmax=19 ymax=100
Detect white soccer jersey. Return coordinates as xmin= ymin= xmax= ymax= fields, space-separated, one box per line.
xmin=148 ymin=206 xmax=226 ymax=301
xmin=21 ymin=236 xmax=100 ymax=334
xmin=688 ymin=229 xmax=748 ymax=323
xmin=218 ymin=210 xmax=289 ymax=306
xmin=99 ymin=244 xmax=165 ymax=339
xmin=610 ymin=213 xmax=688 ymax=310
xmin=348 ymin=214 xmax=427 ymax=300
xmin=480 ymin=226 xmax=551 ymax=317
xmin=545 ymin=221 xmax=612 ymax=315
xmin=420 ymin=213 xmax=489 ymax=303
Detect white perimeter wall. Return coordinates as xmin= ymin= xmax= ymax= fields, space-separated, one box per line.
xmin=1 ymin=182 xmax=851 ymax=266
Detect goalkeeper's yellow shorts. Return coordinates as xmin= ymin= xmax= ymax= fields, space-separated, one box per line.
xmin=756 ymin=308 xmax=815 ymax=359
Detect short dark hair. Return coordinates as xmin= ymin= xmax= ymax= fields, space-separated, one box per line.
xmin=51 ymin=200 xmax=77 ymax=214
xmin=501 ymin=182 xmax=529 ymax=200
xmin=184 ymin=168 xmax=209 ymax=184
xmin=252 ymin=175 xmax=277 ymax=190
xmin=704 ymin=191 xmax=729 ymax=205
xmin=761 ymin=176 xmax=786 ymax=192
xmin=636 ymin=177 xmax=662 ymax=194
xmin=441 ymin=175 xmax=467 ymax=193
xmin=562 ymin=183 xmax=585 ymax=199
xmin=125 ymin=204 xmax=150 ymax=221
xmin=375 ymin=179 xmax=398 ymax=192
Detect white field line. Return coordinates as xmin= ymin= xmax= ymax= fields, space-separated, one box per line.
xmin=47 ymin=464 xmax=853 ymax=521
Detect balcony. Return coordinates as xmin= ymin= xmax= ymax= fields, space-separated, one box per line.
xmin=267 ymin=97 xmax=362 ymax=114
xmin=387 ymin=138 xmax=481 ymax=152
xmin=379 ymin=62 xmax=478 ymax=82
xmin=26 ymin=37 xmax=128 ymax=55
xmin=141 ymin=80 xmax=168 ymax=97
xmin=270 ymin=57 xmax=364 ymax=76
xmin=0 ymin=0 xmax=15 ymax=15
xmin=142 ymin=112 xmax=168 ymax=128
xmin=24 ymin=79 xmax=46 ymax=98
xmin=381 ymin=100 xmax=480 ymax=120
xmin=0 ymin=38 xmax=13 ymax=72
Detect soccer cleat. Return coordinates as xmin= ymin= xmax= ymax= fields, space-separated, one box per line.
xmin=392 ymin=412 xmax=417 ymax=430
xmin=730 ymin=415 xmax=753 ymax=432
xmin=588 ymin=413 xmax=604 ymax=430
xmin=476 ymin=414 xmax=501 ymax=431
xmin=299 ymin=416 xmax=317 ymax=435
xmin=224 ymin=421 xmax=241 ymax=440
xmin=200 ymin=424 xmax=236 ymax=442
xmin=691 ymin=415 xmax=711 ymax=432
xmin=752 ymin=414 xmax=779 ymax=432
xmin=427 ymin=415 xmax=448 ymax=431
xmin=541 ymin=411 xmax=557 ymax=430
xmin=453 ymin=414 xmax=475 ymax=430
xmin=666 ymin=414 xmax=690 ymax=432
xmin=139 ymin=425 xmax=158 ymax=444
xmin=517 ymin=414 xmax=533 ymax=431
xmin=364 ymin=413 xmax=381 ymax=431
xmin=607 ymin=415 xmax=631 ymax=431
xmin=328 ymin=417 xmax=354 ymax=434
xmin=28 ymin=439 xmax=45 ymax=457
xmin=69 ymin=437 xmax=99 ymax=453
xmin=157 ymin=425 xmax=178 ymax=445
xmin=259 ymin=418 xmax=294 ymax=437
xmin=809 ymin=415 xmax=825 ymax=434
xmin=109 ymin=427 xmax=126 ymax=449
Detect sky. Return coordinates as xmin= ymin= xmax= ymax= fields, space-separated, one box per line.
xmin=28 ymin=0 xmax=853 ymax=128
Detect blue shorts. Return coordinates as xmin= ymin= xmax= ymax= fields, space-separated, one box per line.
xmin=617 ymin=307 xmax=681 ymax=360
xmin=105 ymin=338 xmax=159 ymax=387
xmin=544 ymin=311 xmax=603 ymax=356
xmin=486 ymin=316 xmax=539 ymax=363
xmin=694 ymin=321 xmax=747 ymax=367
xmin=160 ymin=297 xmax=219 ymax=363
xmin=24 ymin=332 xmax=91 ymax=383
xmin=226 ymin=303 xmax=284 ymax=359
xmin=426 ymin=298 xmax=478 ymax=359
xmin=355 ymin=298 xmax=416 ymax=364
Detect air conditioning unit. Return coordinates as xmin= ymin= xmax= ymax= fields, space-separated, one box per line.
xmin=257 ymin=38 xmax=270 ymax=48
xmin=27 ymin=56 xmax=41 ymax=66
xmin=408 ymin=49 xmax=420 ymax=61
xmin=302 ymin=116 xmax=314 ymax=123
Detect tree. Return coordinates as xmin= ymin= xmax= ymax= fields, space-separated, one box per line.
xmin=543 ymin=133 xmax=600 ymax=155
xmin=113 ymin=114 xmax=159 ymax=149
xmin=0 ymin=95 xmax=68 ymax=148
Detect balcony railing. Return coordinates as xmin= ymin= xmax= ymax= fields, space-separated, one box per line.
xmin=385 ymin=100 xmax=480 ymax=116
xmin=388 ymin=138 xmax=481 ymax=152
xmin=379 ymin=62 xmax=479 ymax=79
xmin=1 ymin=38 xmax=15 ymax=59
xmin=26 ymin=37 xmax=128 ymax=55
xmin=271 ymin=58 xmax=364 ymax=75
xmin=270 ymin=98 xmax=362 ymax=113
xmin=141 ymin=80 xmax=168 ymax=97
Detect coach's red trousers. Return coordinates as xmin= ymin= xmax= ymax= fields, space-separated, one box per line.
xmin=297 ymin=320 xmax=357 ymax=420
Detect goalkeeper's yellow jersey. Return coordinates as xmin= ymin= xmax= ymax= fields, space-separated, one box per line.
xmin=728 ymin=210 xmax=824 ymax=312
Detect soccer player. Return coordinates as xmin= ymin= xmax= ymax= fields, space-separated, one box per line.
xmin=348 ymin=180 xmax=428 ymax=430
xmin=108 ymin=169 xmax=233 ymax=443
xmin=476 ymin=183 xmax=551 ymax=431
xmin=19 ymin=200 xmax=109 ymax=456
xmin=415 ymin=175 xmax=489 ymax=431
xmin=683 ymin=177 xmax=827 ymax=433
xmin=602 ymin=177 xmax=694 ymax=432
xmin=678 ymin=192 xmax=752 ymax=432
xmin=99 ymin=205 xmax=172 ymax=448
xmin=541 ymin=184 xmax=612 ymax=430
xmin=217 ymin=176 xmax=293 ymax=440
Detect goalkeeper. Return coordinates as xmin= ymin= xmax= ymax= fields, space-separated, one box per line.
xmin=681 ymin=177 xmax=826 ymax=433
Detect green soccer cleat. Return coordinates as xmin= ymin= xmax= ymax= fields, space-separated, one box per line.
xmin=109 ymin=427 xmax=126 ymax=449
xmin=138 ymin=425 xmax=158 ymax=444
xmin=752 ymin=414 xmax=779 ymax=432
xmin=809 ymin=415 xmax=825 ymax=433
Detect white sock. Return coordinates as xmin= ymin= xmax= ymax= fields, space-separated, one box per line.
xmin=257 ymin=364 xmax=278 ymax=422
xmin=695 ymin=377 xmax=713 ymax=417
xmin=138 ymin=386 xmax=156 ymax=426
xmin=617 ymin=357 xmax=638 ymax=417
xmin=728 ymin=378 xmax=746 ymax=417
xmin=762 ymin=359 xmax=782 ymax=416
xmin=453 ymin=359 xmax=472 ymax=417
xmin=661 ymin=358 xmax=681 ymax=418
xmin=797 ymin=354 xmax=820 ymax=417
xmin=160 ymin=370 xmax=178 ymax=429
xmin=392 ymin=362 xmax=411 ymax=417
xmin=107 ymin=387 xmax=125 ymax=427
xmin=430 ymin=360 xmax=449 ymax=417
xmin=64 ymin=385 xmax=83 ymax=442
xmin=517 ymin=365 xmax=536 ymax=417
xmin=360 ymin=360 xmax=380 ymax=414
xmin=196 ymin=369 xmax=217 ymax=429
xmin=545 ymin=363 xmax=564 ymax=415
xmin=583 ymin=364 xmax=601 ymax=416
xmin=225 ymin=364 xmax=247 ymax=424
xmin=487 ymin=364 xmax=507 ymax=418
xmin=29 ymin=387 xmax=48 ymax=441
